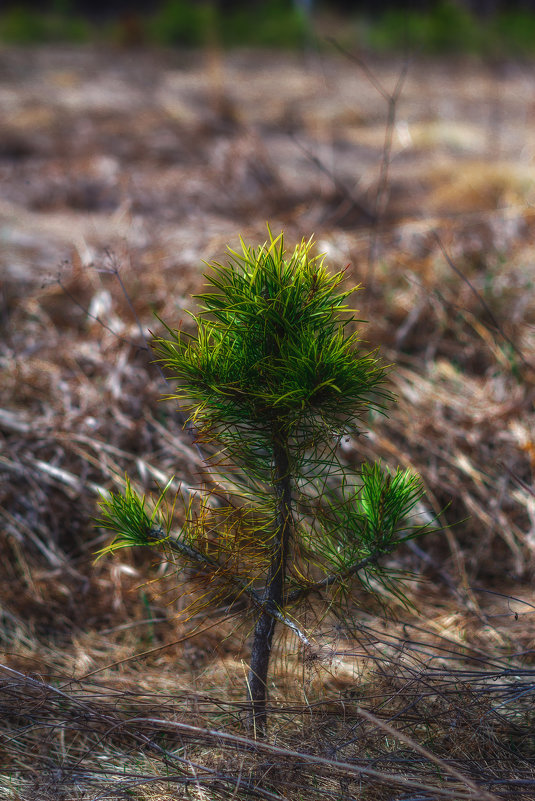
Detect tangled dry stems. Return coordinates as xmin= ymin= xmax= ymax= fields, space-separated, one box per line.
xmin=2 ymin=635 xmax=535 ymax=801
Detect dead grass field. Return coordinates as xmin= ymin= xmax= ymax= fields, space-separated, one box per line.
xmin=1 ymin=44 xmax=535 ymax=800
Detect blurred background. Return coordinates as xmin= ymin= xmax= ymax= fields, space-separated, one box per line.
xmin=2 ymin=1 xmax=535 ymax=798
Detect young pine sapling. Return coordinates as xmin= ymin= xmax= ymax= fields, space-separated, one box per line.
xmin=97 ymin=233 xmax=432 ymax=736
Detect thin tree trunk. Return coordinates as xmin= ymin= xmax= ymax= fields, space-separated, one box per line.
xmin=247 ymin=429 xmax=292 ymax=736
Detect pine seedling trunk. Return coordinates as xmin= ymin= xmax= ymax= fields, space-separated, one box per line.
xmin=247 ymin=430 xmax=292 ymax=734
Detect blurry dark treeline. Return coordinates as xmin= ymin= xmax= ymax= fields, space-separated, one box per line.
xmin=4 ymin=0 xmax=535 ymax=53
xmin=15 ymin=0 xmax=535 ymax=19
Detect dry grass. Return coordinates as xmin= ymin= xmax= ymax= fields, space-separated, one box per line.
xmin=1 ymin=45 xmax=535 ymax=800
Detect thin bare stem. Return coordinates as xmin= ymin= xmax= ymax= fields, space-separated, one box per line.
xmin=328 ymin=39 xmax=409 ymax=285
xmin=367 ymin=62 xmax=409 ymax=284
xmin=433 ymin=231 xmax=535 ymax=374
xmin=289 ymin=132 xmax=376 ymax=224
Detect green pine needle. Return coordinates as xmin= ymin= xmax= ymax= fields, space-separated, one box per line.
xmin=95 ymin=476 xmax=172 ymax=559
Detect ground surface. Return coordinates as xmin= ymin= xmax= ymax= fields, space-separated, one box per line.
xmin=1 ymin=45 xmax=535 ymax=800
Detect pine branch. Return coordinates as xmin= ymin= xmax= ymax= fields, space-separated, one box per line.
xmin=287 ymin=548 xmax=385 ymax=604
xmin=163 ymin=535 xmax=312 ymax=648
